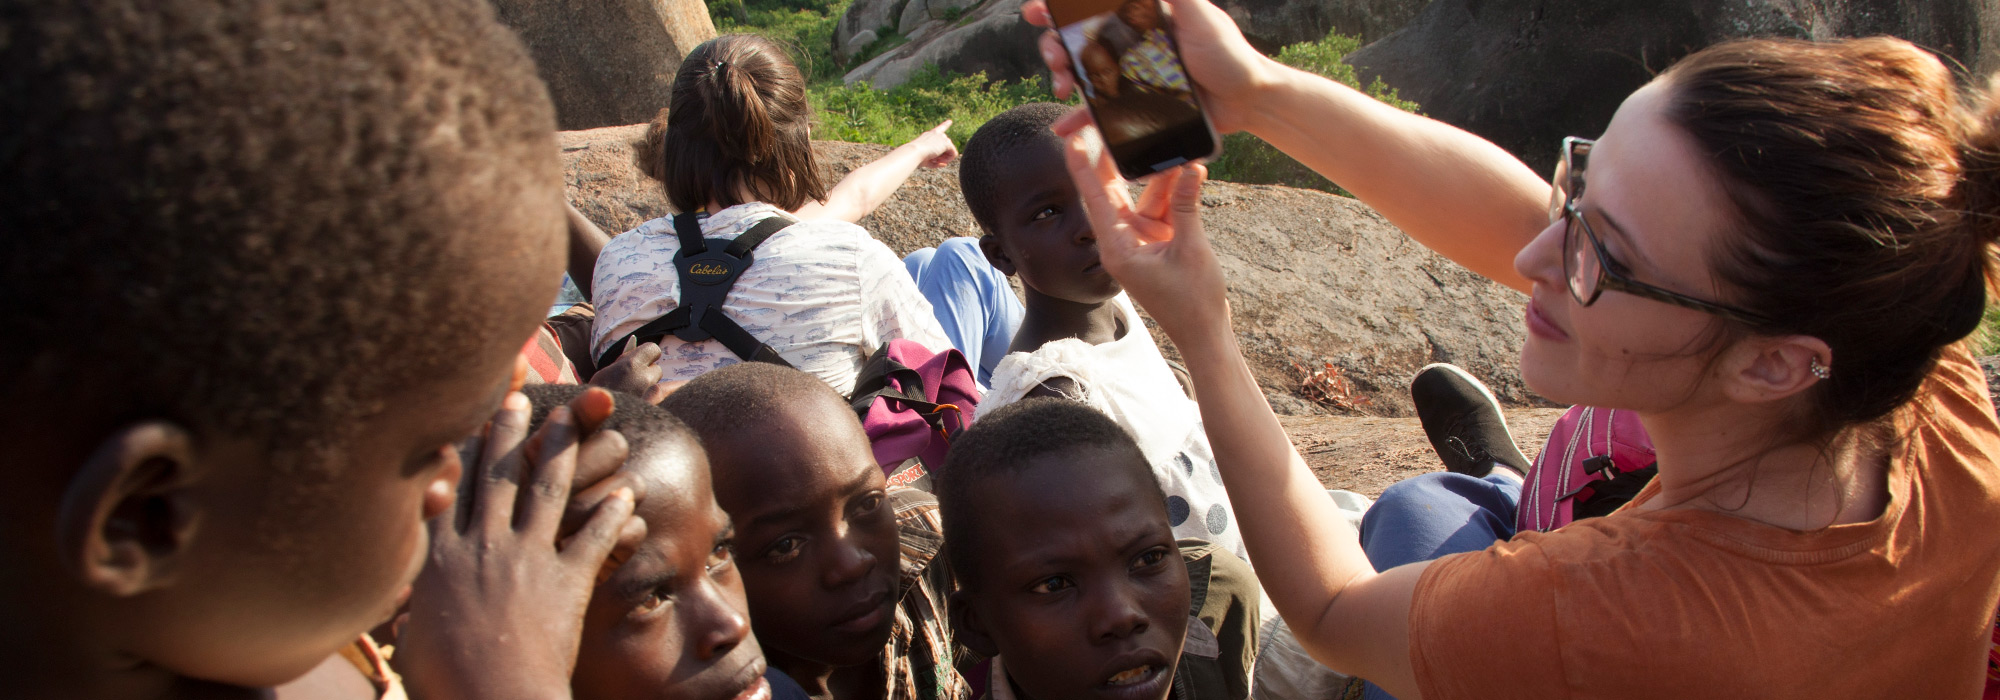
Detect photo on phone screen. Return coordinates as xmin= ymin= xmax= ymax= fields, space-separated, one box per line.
xmin=1053 ymin=0 xmax=1219 ymax=179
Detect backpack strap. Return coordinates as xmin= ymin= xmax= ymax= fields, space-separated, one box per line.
xmin=595 ymin=212 xmax=797 ymax=370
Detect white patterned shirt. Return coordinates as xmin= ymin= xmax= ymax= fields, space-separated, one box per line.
xmin=591 ymin=203 xmax=953 ymax=397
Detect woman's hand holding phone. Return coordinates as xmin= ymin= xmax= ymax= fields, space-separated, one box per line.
xmin=1051 ymin=111 xmax=1230 ymax=342
xmin=1024 ymin=0 xmax=1272 ymax=136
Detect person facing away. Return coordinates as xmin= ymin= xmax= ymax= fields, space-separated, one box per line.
xmin=936 ymin=398 xmax=1259 ymax=700
xmin=1022 ymin=0 xmax=2000 ymax=693
xmin=521 ymin=385 xmax=811 ymax=700
xmin=958 ymin=102 xmax=1245 ymax=564
xmin=0 ymin=1 xmax=641 ymax=699
xmin=590 ymin=34 xmax=952 ymax=398
xmin=660 ymin=362 xmax=968 ymax=700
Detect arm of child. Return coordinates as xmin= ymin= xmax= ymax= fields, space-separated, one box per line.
xmin=793 ymin=120 xmax=957 ymax=223
xmin=394 ymin=387 xmax=648 ymax=700
xmin=566 ymin=202 xmax=612 ymax=299
xmin=1053 ymin=118 xmax=1430 ymax=698
xmin=1022 ymin=0 xmax=1545 ymax=294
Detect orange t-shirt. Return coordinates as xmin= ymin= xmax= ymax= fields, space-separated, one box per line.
xmin=1409 ymin=345 xmax=2000 ymax=699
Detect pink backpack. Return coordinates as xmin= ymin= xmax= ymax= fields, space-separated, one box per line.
xmin=849 ymin=339 xmax=981 ymax=492
xmin=1517 ymin=405 xmax=1657 ymax=533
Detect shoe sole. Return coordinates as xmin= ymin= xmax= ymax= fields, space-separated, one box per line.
xmin=1416 ymin=361 xmax=1512 ymax=449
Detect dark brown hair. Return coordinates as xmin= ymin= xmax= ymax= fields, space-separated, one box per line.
xmin=1663 ymin=37 xmax=2000 ymax=432
xmin=648 ymin=34 xmax=825 ymax=213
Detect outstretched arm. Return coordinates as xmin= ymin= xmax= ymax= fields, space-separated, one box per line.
xmin=794 ymin=120 xmax=959 ymax=223
xmin=1054 ymin=115 xmax=1429 ymax=698
xmin=565 ymin=202 xmax=612 ymax=299
xmin=1024 ymin=0 xmax=1548 ymax=293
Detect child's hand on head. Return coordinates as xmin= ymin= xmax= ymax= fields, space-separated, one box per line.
xmin=908 ymin=120 xmax=959 ymax=169
xmin=1050 ymin=111 xmax=1228 ymax=342
xmin=590 ymin=342 xmax=672 ymax=404
xmin=397 ymin=387 xmax=648 ymax=700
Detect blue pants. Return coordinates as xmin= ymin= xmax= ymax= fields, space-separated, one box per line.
xmin=904 ymin=237 xmax=1023 ymax=387
xmin=1355 ymin=472 xmax=1520 ymax=700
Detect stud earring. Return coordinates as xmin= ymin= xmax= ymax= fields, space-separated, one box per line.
xmin=1809 ymin=357 xmax=1831 ymax=380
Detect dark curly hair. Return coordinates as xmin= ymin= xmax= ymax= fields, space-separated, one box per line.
xmin=0 ymin=0 xmax=561 ymax=468
xmin=936 ymin=398 xmax=1158 ymax=584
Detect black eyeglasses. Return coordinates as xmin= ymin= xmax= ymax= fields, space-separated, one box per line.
xmin=1550 ymin=137 xmax=1771 ymax=326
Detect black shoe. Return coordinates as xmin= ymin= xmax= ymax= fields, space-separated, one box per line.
xmin=1411 ymin=363 xmax=1530 ymax=478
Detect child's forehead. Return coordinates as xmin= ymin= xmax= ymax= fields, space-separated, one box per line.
xmin=970 ymin=448 xmax=1164 ymax=534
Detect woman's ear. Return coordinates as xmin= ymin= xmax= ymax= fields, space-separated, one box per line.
xmin=57 ymin=421 xmax=204 ymax=597
xmin=949 ymin=590 xmax=1000 ymax=658
xmin=1722 ymin=334 xmax=1832 ymax=405
xmin=979 ymin=234 xmax=1018 ymax=277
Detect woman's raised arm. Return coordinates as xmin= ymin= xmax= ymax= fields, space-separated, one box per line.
xmin=1023 ymin=0 xmax=1549 ymax=292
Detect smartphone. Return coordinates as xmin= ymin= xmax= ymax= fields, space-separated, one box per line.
xmin=1049 ymin=0 xmax=1220 ymax=180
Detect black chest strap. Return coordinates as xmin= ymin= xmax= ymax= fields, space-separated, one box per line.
xmin=595 ymin=212 xmax=797 ymax=371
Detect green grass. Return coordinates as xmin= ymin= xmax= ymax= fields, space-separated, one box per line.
xmin=1979 ymin=305 xmax=2000 ymax=356
xmin=811 ymin=66 xmax=1057 ymax=145
xmin=709 ymin=0 xmax=854 ymax=82
xmin=1206 ymin=30 xmax=1418 ymax=194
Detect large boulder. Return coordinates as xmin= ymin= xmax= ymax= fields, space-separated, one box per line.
xmin=491 ymin=0 xmax=715 ymax=130
xmin=841 ymin=0 xmax=1048 ymax=89
xmin=559 ymin=124 xmax=1540 ymax=415
xmin=1217 ymin=0 xmax=1431 ymax=50
xmin=1348 ymin=0 xmax=1996 ymax=177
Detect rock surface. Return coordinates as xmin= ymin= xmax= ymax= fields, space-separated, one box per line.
xmin=1219 ymin=0 xmax=1431 ymax=50
xmin=841 ymin=0 xmax=1048 ymax=89
xmin=559 ymin=124 xmax=1541 ymax=416
xmin=491 ymin=0 xmax=715 ymax=130
xmin=1348 ymin=0 xmax=1997 ymax=176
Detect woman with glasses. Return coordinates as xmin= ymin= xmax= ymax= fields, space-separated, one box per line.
xmin=1022 ymin=0 xmax=2000 ymax=697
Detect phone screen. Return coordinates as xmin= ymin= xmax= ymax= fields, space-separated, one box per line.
xmin=1051 ymin=0 xmax=1218 ymax=179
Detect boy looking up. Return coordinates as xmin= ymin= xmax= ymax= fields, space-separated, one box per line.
xmin=522 ymin=385 xmax=809 ymax=700
xmin=958 ymin=103 xmax=1244 ymax=562
xmin=0 ymin=1 xmax=628 ymax=698
xmin=661 ymin=363 xmax=966 ymax=700
xmin=936 ymin=399 xmax=1258 ymax=700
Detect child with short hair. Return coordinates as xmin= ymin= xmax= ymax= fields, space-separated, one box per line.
xmin=660 ymin=362 xmax=966 ymax=700
xmin=936 ymin=398 xmax=1259 ymax=700
xmin=2 ymin=1 xmax=633 ymax=698
xmin=959 ymin=103 xmax=1244 ymax=562
xmin=521 ymin=385 xmax=810 ymax=700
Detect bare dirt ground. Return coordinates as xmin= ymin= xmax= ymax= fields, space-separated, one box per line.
xmin=1286 ymin=408 xmax=1567 ymax=497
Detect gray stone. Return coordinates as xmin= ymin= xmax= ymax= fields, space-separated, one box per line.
xmin=897 ymin=0 xmax=930 ymax=37
xmin=489 ymin=0 xmax=715 ymax=131
xmin=1348 ymin=0 xmax=1997 ymax=176
xmin=1216 ymin=0 xmax=1432 ymax=50
xmin=835 ymin=0 xmax=909 ymax=58
xmin=844 ymin=0 xmax=1047 ymax=89
xmin=836 ymin=29 xmax=881 ymax=65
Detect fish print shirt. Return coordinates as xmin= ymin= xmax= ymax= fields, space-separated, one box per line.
xmin=591 ymin=203 xmax=953 ymax=396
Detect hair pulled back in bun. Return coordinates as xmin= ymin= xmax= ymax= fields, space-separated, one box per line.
xmin=656 ymin=34 xmax=825 ymax=212
xmin=1663 ymin=37 xmax=2000 ymax=433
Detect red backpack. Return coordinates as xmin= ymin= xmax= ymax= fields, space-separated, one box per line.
xmin=848 ymin=339 xmax=981 ymax=492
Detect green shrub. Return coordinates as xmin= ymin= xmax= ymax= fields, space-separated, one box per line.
xmin=1207 ymin=30 xmax=1417 ymax=194
xmin=810 ymin=66 xmax=1059 ymax=146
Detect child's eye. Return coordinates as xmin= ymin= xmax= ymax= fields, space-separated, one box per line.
xmin=1032 ymin=206 xmax=1060 ymax=222
xmin=764 ymin=536 xmax=804 ymax=564
xmin=1134 ymin=547 xmax=1169 ymax=569
xmin=708 ymin=541 xmax=734 ymax=575
xmin=635 ymin=585 xmax=673 ymax=615
xmin=853 ymin=492 xmax=885 ymax=519
xmin=1028 ymin=575 xmax=1073 ymax=594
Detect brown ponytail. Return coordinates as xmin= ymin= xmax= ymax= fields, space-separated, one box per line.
xmin=1661 ymin=37 xmax=1999 ymax=432
xmin=657 ymin=34 xmax=825 ymax=212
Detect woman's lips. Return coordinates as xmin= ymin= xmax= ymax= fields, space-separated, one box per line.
xmin=1525 ymin=298 xmax=1569 ymax=341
